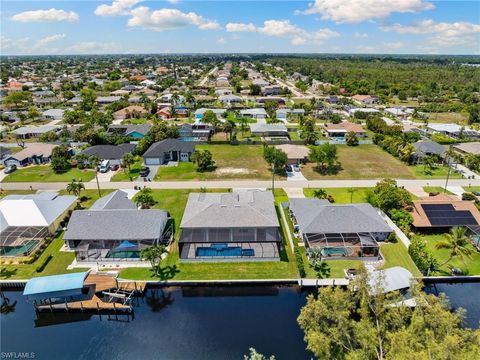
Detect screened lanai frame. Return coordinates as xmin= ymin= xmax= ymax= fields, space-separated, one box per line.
xmin=303 ymin=232 xmax=380 ymax=258
xmin=0 ymin=226 xmax=48 ymax=256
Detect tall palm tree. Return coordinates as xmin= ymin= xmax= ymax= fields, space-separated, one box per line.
xmin=435 ymin=227 xmax=472 ymax=267
xmin=347 ymin=188 xmax=357 ymax=203
xmin=89 ymin=155 xmax=101 ymax=197
xmin=122 ymin=153 xmax=135 ymax=173
xmin=66 ymin=179 xmax=85 ymax=197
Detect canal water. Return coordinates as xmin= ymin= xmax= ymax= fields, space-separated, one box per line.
xmin=1 ymin=283 xmax=479 ymax=360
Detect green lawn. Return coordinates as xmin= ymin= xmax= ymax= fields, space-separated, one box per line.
xmin=0 ymin=232 xmax=88 ymax=280
xmin=302 ymin=145 xmax=415 ymax=180
xmin=59 ymin=189 xmax=114 ymax=209
xmin=464 ymin=186 xmax=480 ymax=192
xmin=410 ymin=164 xmax=462 ymax=179
xmin=3 ymin=165 xmax=95 ymax=182
xmin=304 ymin=187 xmax=370 ymax=204
xmin=0 ymin=190 xmax=36 ymax=198
xmin=121 ymin=188 xmax=299 ymax=280
xmin=110 ymin=159 xmax=143 ymax=182
xmin=419 ymin=234 xmax=480 ymax=275
xmin=155 ymin=144 xmax=282 ymax=180
xmin=380 ymin=242 xmax=421 ymax=276
xmin=423 ymin=186 xmax=454 ymax=195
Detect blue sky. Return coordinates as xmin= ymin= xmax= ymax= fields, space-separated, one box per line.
xmin=1 ymin=1 xmax=479 ymax=55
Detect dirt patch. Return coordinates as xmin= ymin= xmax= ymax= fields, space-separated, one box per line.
xmin=215 ymin=167 xmax=256 ymax=175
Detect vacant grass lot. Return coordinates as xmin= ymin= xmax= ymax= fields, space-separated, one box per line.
xmin=3 ymin=165 xmax=95 ymax=182
xmin=423 ymin=186 xmax=454 ymax=195
xmin=302 ymin=145 xmax=414 ymax=180
xmin=155 ymin=144 xmax=283 ymax=180
xmin=121 ymin=188 xmax=298 ymax=280
xmin=410 ymin=164 xmax=462 ymax=179
xmin=304 ymin=187 xmax=370 ymax=203
xmin=0 ymin=232 xmax=88 ymax=280
xmin=427 ymin=112 xmax=468 ymax=124
xmin=419 ymin=234 xmax=480 ymax=275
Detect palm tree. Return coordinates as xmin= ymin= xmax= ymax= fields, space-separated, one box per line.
xmin=89 ymin=155 xmax=101 ymax=197
xmin=312 ymin=188 xmax=328 ymax=199
xmin=122 ymin=153 xmax=135 ymax=173
xmin=140 ymin=245 xmax=168 ymax=277
xmin=66 ymin=179 xmax=85 ymax=197
xmin=136 ymin=187 xmax=156 ymax=209
xmin=222 ymin=120 xmax=235 ymax=141
xmin=435 ymin=227 xmax=472 ymax=268
xmin=347 ymin=188 xmax=357 ymax=203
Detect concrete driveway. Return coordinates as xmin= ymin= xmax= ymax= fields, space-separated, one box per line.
xmin=287 ymin=170 xmax=307 ymax=181
xmin=92 ymin=169 xmax=118 ymax=182
xmin=135 ymin=165 xmax=159 ymax=183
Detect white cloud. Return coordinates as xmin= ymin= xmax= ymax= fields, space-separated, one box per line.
xmin=382 ymin=41 xmax=405 ymax=50
xmin=11 ymin=8 xmax=79 ymax=22
xmin=353 ymin=32 xmax=369 ymax=38
xmin=95 ymin=0 xmax=143 ymax=16
xmin=217 ymin=37 xmax=226 ymax=44
xmin=354 ymin=42 xmax=405 ymax=53
xmin=127 ymin=7 xmax=220 ymax=31
xmin=226 ymin=22 xmax=256 ymax=32
xmin=167 ymin=0 xmax=179 ymax=3
xmin=33 ymin=34 xmax=66 ymax=49
xmin=381 ymin=19 xmax=480 ymax=48
xmin=66 ymin=42 xmax=120 ymax=54
xmin=298 ymin=0 xmax=434 ymax=23
xmin=0 ymin=36 xmax=30 ymax=52
xmin=225 ymin=19 xmax=339 ymax=45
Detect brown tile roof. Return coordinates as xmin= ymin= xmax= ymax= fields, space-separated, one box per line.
xmin=322 ymin=122 xmax=366 ymax=133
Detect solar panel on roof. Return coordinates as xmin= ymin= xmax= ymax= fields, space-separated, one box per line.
xmin=421 ymin=203 xmax=478 ymax=227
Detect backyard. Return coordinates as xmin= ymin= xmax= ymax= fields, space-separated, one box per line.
xmin=420 ymin=234 xmax=480 ymax=275
xmin=301 ymin=145 xmax=415 ymax=180
xmin=2 ymin=165 xmax=95 ymax=182
xmin=155 ymin=144 xmax=282 ymax=180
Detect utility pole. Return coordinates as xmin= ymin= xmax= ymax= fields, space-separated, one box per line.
xmin=271 ymin=163 xmax=275 ymax=194
xmin=444 ymin=145 xmax=454 ymax=194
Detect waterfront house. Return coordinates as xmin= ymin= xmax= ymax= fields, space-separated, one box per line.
xmin=249 ymin=123 xmax=288 ymax=138
xmin=64 ymin=190 xmax=171 ymax=262
xmin=179 ymin=190 xmax=282 ymax=261
xmin=0 ymin=192 xmax=76 ymax=256
xmin=143 ymin=138 xmax=195 ymax=165
xmin=289 ymin=198 xmax=392 ymax=259
xmin=322 ymin=122 xmax=367 ymax=138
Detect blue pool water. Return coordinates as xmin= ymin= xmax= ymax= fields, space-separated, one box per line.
xmin=321 ymin=247 xmax=350 ymax=257
xmin=196 ymin=244 xmax=254 ymax=257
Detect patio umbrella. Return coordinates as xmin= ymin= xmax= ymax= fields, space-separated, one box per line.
xmin=115 ymin=240 xmax=137 ymax=250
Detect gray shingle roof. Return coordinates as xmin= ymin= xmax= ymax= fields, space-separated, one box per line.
xmin=180 ymin=190 xmax=279 ymax=228
xmin=107 ymin=124 xmax=151 ymax=136
xmin=80 ymin=143 xmax=135 ymax=160
xmin=249 ymin=123 xmax=288 ymax=133
xmin=143 ymin=139 xmax=195 ymax=158
xmin=289 ymin=198 xmax=391 ymax=234
xmin=413 ymin=140 xmax=446 ymax=158
xmin=64 ymin=209 xmax=168 ymax=241
xmin=90 ymin=190 xmax=136 ymax=210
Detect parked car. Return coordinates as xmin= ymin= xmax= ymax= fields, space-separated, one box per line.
xmin=292 ymin=164 xmax=300 ymax=172
xmin=99 ymin=160 xmax=110 ymax=173
xmin=139 ymin=166 xmax=150 ymax=177
xmin=3 ymin=164 xmax=17 ymax=174
xmin=110 ymin=164 xmax=119 ymax=171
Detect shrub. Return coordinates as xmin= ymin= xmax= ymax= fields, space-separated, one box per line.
xmin=462 ymin=192 xmax=476 ymax=201
xmin=36 ymin=255 xmax=53 ymax=272
xmin=408 ymin=237 xmax=438 ymax=274
xmin=386 ymin=232 xmax=398 ymax=243
xmin=295 ymin=248 xmax=306 ymax=278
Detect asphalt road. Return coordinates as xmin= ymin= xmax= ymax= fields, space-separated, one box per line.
xmin=2 ymin=178 xmax=478 ymax=191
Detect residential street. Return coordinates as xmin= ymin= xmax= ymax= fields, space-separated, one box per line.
xmin=2 ymin=178 xmax=478 ymax=191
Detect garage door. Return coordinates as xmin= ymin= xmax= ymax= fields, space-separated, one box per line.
xmin=145 ymin=158 xmax=161 ymax=165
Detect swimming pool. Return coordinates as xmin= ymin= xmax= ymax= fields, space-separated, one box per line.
xmin=106 ymin=250 xmax=140 ymax=259
xmin=196 ymin=244 xmax=255 ymax=257
xmin=321 ymin=247 xmax=351 ymax=257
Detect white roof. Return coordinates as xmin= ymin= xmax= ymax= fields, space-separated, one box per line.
xmin=367 ymin=266 xmax=413 ymax=294
xmin=427 ymin=123 xmax=478 ymax=134
xmin=385 ymin=108 xmax=406 ymax=116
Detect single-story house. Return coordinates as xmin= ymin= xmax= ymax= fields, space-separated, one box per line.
xmin=274 ymin=144 xmax=309 ymax=165
xmin=289 ymin=198 xmax=392 ymax=259
xmin=0 ymin=146 xmax=12 ymax=161
xmin=427 ymin=123 xmax=480 ymax=139
xmin=194 ymin=108 xmax=227 ymax=123
xmin=1 ymin=192 xmax=76 ymax=256
xmin=143 ymin=138 xmax=195 ymax=165
xmin=410 ymin=194 xmax=480 ymax=231
xmin=453 ymin=142 xmax=480 ymax=156
xmin=261 ymin=85 xmax=281 ymax=96
xmin=107 ymin=124 xmax=151 ymax=139
xmin=218 ymin=95 xmax=242 ymax=106
xmin=385 ymin=107 xmax=407 ymax=120
xmin=249 ymin=123 xmax=288 ymax=137
xmin=112 ymin=105 xmax=148 ymax=120
xmin=156 ymin=106 xmax=172 ymax=120
xmin=351 ymin=94 xmax=379 ymax=105
xmin=325 ymin=95 xmax=339 ymax=104
xmin=276 ymin=109 xmax=305 ymax=122
xmin=322 ymin=122 xmax=367 ymax=138
xmin=80 ymin=143 xmax=136 ymax=165
xmin=412 ymin=140 xmax=446 ymax=163
xmin=42 ymin=108 xmax=65 ymax=121
xmin=179 ymin=190 xmax=282 ymax=262
xmin=256 ymin=97 xmax=285 ymax=105
xmin=64 ymin=190 xmax=171 ymax=262
xmin=348 ymin=108 xmax=380 ymax=117
xmin=11 ymin=125 xmax=60 ymax=139
xmin=3 ymin=144 xmax=57 ymax=167
xmin=240 ymin=108 xmax=268 ymax=120
xmin=96 ymin=96 xmax=121 ymax=105
xmin=178 ymin=123 xmax=213 ymax=142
